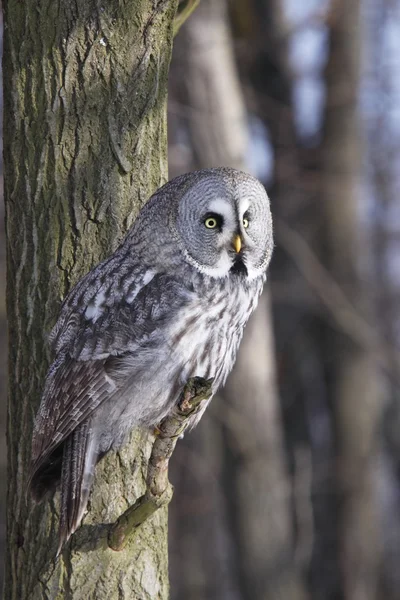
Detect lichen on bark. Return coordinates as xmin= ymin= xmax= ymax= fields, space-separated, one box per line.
xmin=3 ymin=1 xmax=178 ymax=598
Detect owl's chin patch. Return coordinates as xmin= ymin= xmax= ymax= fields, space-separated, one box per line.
xmin=230 ymin=255 xmax=248 ymax=276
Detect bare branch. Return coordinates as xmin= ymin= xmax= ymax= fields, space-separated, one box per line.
xmin=173 ymin=0 xmax=200 ymax=37
xmin=276 ymin=219 xmax=400 ymax=380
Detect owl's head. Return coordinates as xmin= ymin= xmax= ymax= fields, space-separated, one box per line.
xmin=130 ymin=168 xmax=273 ymax=280
xmin=171 ymin=168 xmax=273 ymax=280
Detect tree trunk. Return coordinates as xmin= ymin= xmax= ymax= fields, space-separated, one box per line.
xmin=4 ymin=1 xmax=177 ymax=598
xmin=0 ymin=177 xmax=6 ymax=596
xmin=322 ymin=2 xmax=381 ymax=599
xmin=236 ymin=1 xmax=335 ymax=596
xmin=168 ymin=2 xmax=305 ymax=598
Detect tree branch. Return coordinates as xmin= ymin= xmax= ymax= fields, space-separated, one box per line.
xmin=108 ymin=376 xmax=213 ymax=551
xmin=173 ymin=0 xmax=200 ymax=37
xmin=275 ymin=219 xmax=400 ymax=380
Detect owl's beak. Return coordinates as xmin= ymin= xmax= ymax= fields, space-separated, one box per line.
xmin=232 ymin=234 xmax=242 ymax=253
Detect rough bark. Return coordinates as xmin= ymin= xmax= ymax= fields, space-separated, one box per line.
xmin=168 ymin=2 xmax=305 ymax=599
xmin=3 ymin=1 xmax=178 ymax=598
xmin=322 ymin=2 xmax=381 ymax=599
xmin=0 ymin=179 xmax=6 ymax=596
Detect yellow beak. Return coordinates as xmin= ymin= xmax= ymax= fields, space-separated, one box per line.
xmin=233 ymin=234 xmax=242 ymax=253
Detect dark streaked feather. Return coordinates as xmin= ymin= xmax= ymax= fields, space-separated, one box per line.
xmin=230 ymin=254 xmax=248 ymax=276
xmin=57 ymin=420 xmax=97 ymax=555
xmin=29 ymin=357 xmax=112 ymax=491
xmin=29 ymin=444 xmax=63 ymax=502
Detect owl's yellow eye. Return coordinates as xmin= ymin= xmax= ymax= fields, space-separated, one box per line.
xmin=205 ymin=216 xmax=218 ymax=229
xmin=243 ymin=217 xmax=249 ymax=229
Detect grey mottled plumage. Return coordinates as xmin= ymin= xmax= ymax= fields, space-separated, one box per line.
xmin=28 ymin=167 xmax=273 ymax=552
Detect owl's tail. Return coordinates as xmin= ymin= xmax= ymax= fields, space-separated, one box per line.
xmin=57 ymin=420 xmax=98 ymax=556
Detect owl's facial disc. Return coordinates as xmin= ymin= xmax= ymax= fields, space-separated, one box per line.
xmin=175 ymin=172 xmax=273 ymax=279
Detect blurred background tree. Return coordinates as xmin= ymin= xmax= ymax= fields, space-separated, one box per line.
xmin=2 ymin=0 xmax=400 ymax=598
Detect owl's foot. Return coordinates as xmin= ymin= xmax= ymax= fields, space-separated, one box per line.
xmin=153 ymin=425 xmax=162 ymax=437
xmin=178 ymin=377 xmax=214 ymax=414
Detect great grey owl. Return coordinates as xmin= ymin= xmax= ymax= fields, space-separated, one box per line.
xmin=28 ymin=167 xmax=273 ymax=552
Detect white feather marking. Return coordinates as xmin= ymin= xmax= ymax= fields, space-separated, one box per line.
xmin=208 ymin=198 xmax=235 ymax=228
xmin=104 ymin=373 xmax=117 ymax=391
xmin=85 ymin=290 xmax=106 ymax=321
xmin=239 ymin=197 xmax=250 ymax=215
xmin=142 ymin=269 xmax=156 ymax=286
xmin=182 ymin=249 xmax=232 ymax=278
xmin=126 ymin=270 xmax=156 ymax=303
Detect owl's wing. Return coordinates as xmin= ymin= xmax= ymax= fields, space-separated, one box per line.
xmin=70 ymin=273 xmax=193 ymax=361
xmin=30 ymin=273 xmax=193 ymax=485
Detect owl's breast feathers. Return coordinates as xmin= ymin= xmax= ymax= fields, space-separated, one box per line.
xmin=168 ymin=273 xmax=264 ymax=389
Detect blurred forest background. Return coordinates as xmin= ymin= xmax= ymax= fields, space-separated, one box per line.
xmin=1 ymin=0 xmax=400 ymax=598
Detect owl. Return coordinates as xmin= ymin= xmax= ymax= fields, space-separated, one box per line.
xmin=28 ymin=167 xmax=273 ymax=551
